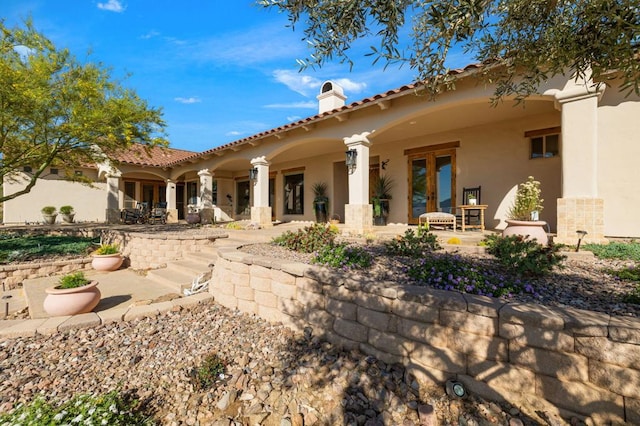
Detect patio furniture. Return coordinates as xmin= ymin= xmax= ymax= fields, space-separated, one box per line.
xmin=457 ymin=204 xmax=488 ymax=232
xmin=457 ymin=186 xmax=482 ymax=226
xmin=120 ymin=202 xmax=150 ymax=224
xmin=148 ymin=202 xmax=168 ymax=224
xmin=419 ymin=212 xmax=456 ymax=231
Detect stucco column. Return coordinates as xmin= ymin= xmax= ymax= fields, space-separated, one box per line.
xmin=545 ymin=76 xmax=607 ymax=244
xmin=344 ymin=132 xmax=373 ymax=234
xmin=198 ymin=169 xmax=214 ymax=224
xmin=165 ymin=179 xmax=178 ymax=223
xmin=104 ymin=173 xmax=121 ymax=224
xmin=250 ymin=156 xmax=272 ymax=227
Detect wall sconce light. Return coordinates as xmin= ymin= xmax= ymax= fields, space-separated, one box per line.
xmin=249 ymin=167 xmax=258 ymax=182
xmin=381 ymin=159 xmax=390 ymax=170
xmin=345 ymin=149 xmax=357 ymax=174
xmin=575 ymin=230 xmax=588 ymax=252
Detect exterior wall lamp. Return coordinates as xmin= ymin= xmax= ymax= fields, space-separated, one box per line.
xmin=249 ymin=167 xmax=258 ymax=183
xmin=345 ymin=149 xmax=357 ymax=174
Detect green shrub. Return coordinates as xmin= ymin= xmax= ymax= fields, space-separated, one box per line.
xmin=94 ymin=243 xmax=120 ymax=255
xmin=194 ymin=353 xmax=226 ymax=390
xmin=41 ymin=206 xmax=56 ymax=215
xmin=384 ymin=228 xmax=440 ymax=257
xmin=0 ymin=390 xmax=154 ymax=425
xmin=623 ymin=286 xmax=640 ymax=304
xmin=272 ymin=223 xmax=338 ymax=253
xmin=605 ymin=265 xmax=640 ymax=304
xmin=406 ymin=252 xmax=532 ymax=298
xmin=313 ymin=242 xmax=372 ymax=269
xmin=58 ymin=271 xmax=91 ymax=289
xmin=0 ymin=234 xmax=97 ymax=264
xmin=484 ymin=234 xmax=566 ymax=277
xmin=584 ymin=241 xmax=640 ymax=262
xmin=59 ymin=205 xmax=74 ymax=214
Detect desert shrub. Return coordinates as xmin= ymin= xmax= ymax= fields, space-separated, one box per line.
xmin=313 ymin=242 xmax=372 ymax=269
xmin=273 ymin=223 xmax=338 ymax=253
xmin=406 ymin=252 xmax=533 ymax=298
xmin=484 ymin=234 xmax=566 ymax=277
xmin=0 ymin=390 xmax=154 ymax=425
xmin=193 ymin=353 xmax=226 ymax=390
xmin=94 ymin=243 xmax=120 ymax=255
xmin=58 ymin=271 xmax=91 ymax=289
xmin=584 ymin=241 xmax=640 ymax=262
xmin=385 ymin=228 xmax=440 ymax=257
xmin=606 ymin=265 xmax=640 ymax=304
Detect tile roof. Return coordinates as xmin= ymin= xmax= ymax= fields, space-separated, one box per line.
xmin=162 ymin=63 xmax=484 ymax=168
xmin=110 ymin=144 xmax=196 ymax=167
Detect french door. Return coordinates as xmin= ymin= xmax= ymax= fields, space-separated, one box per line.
xmin=408 ymin=148 xmax=456 ymax=224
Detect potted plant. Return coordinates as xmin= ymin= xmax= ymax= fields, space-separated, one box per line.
xmin=59 ymin=205 xmax=75 ymax=223
xmin=43 ymin=271 xmax=101 ymax=316
xmin=91 ymin=243 xmax=124 ymax=271
xmin=186 ymin=204 xmax=201 ymax=224
xmin=41 ymin=206 xmax=57 ymax=225
xmin=372 ymin=175 xmax=394 ymax=226
xmin=467 ymin=193 xmax=477 ymax=206
xmin=502 ymin=176 xmax=548 ymax=244
xmin=312 ymin=182 xmax=329 ymax=223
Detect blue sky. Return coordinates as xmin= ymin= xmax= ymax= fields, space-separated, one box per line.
xmin=3 ymin=1 xmax=470 ymax=152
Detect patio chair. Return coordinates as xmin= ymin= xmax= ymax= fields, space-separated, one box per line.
xmin=457 ymin=186 xmax=482 ymax=226
xmin=148 ymin=202 xmax=168 ymax=224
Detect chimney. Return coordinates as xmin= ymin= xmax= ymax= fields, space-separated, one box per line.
xmin=316 ymin=81 xmax=346 ymax=114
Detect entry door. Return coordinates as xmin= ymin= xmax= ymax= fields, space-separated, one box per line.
xmin=408 ymin=149 xmax=456 ymax=224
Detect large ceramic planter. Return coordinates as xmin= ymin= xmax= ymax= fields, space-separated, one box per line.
xmin=61 ymin=213 xmax=75 ymax=224
xmin=314 ymin=201 xmax=328 ymax=223
xmin=42 ymin=214 xmax=57 ymax=225
xmin=43 ymin=281 xmax=101 ymax=316
xmin=502 ymin=219 xmax=549 ymax=245
xmin=186 ymin=212 xmax=201 ymax=224
xmin=91 ymin=253 xmax=124 ymax=271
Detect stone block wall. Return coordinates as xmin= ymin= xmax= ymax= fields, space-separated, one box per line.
xmin=1 ymin=258 xmax=93 ymax=290
xmin=211 ymin=246 xmax=640 ymax=424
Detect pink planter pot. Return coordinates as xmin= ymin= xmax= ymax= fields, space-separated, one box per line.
xmin=502 ymin=219 xmax=549 ymax=245
xmin=91 ymin=253 xmax=124 ymax=271
xmin=43 ymin=281 xmax=101 ymax=316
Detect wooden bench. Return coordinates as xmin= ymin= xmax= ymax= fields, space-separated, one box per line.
xmin=418 ymin=212 xmax=456 ymax=231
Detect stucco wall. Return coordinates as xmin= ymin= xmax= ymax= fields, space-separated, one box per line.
xmin=211 ymin=246 xmax=640 ymax=424
xmin=597 ymin=89 xmax=640 ymax=237
xmin=3 ymin=173 xmax=107 ymax=224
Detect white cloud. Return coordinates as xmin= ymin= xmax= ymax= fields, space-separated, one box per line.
xmin=97 ymin=0 xmax=125 ymax=12
xmin=333 ymin=78 xmax=367 ymax=94
xmin=174 ymin=97 xmax=201 ymax=104
xmin=264 ymin=101 xmax=316 ymax=109
xmin=226 ymin=131 xmax=242 ymax=137
xmin=287 ymin=116 xmax=302 ymax=122
xmin=140 ymin=30 xmax=160 ymax=40
xmin=272 ymin=70 xmax=322 ymax=97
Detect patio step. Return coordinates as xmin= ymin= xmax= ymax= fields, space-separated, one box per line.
xmin=146 ymin=249 xmax=216 ymax=293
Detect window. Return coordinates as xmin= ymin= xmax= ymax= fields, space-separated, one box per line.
xmin=526 ymin=127 xmax=560 ymax=159
xmin=284 ymin=173 xmax=304 ymax=215
xmin=186 ymin=181 xmax=198 ymax=206
xmin=212 ymin=180 xmax=218 ymax=206
xmin=50 ymin=168 xmax=58 ymax=175
xmin=23 ymin=166 xmax=32 ymax=173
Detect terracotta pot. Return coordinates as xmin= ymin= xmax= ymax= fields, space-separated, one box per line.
xmin=186 ymin=212 xmax=201 ymax=224
xmin=43 ymin=281 xmax=101 ymax=316
xmin=91 ymin=253 xmax=124 ymax=271
xmin=502 ymin=219 xmax=549 ymax=245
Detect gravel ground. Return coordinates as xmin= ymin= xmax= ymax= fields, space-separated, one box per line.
xmin=1 ymin=302 xmax=559 ymax=426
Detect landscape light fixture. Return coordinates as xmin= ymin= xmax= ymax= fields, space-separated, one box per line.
xmin=345 ymin=149 xmax=358 ymax=174
xmin=249 ymin=167 xmax=258 ymax=182
xmin=445 ymin=380 xmax=467 ymax=399
xmin=576 ymin=230 xmax=588 ymax=252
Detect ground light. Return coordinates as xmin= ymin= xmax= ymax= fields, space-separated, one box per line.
xmin=445 ymin=380 xmax=467 ymax=399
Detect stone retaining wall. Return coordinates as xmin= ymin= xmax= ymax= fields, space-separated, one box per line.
xmin=1 ymin=258 xmax=93 ymax=290
xmin=211 ymin=246 xmax=640 ymax=425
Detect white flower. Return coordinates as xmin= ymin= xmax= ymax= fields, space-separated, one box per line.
xmin=72 ymin=414 xmax=83 ymax=423
xmin=54 ymin=412 xmax=65 ymax=421
xmin=109 ymin=404 xmax=117 ymax=413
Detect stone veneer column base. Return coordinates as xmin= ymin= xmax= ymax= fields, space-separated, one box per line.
xmin=345 ymin=204 xmax=373 ymax=234
xmin=165 ymin=209 xmax=178 ymax=223
xmin=555 ymin=198 xmax=608 ymax=245
xmin=251 ymin=206 xmax=273 ymax=228
xmin=105 ymin=208 xmax=121 ymax=224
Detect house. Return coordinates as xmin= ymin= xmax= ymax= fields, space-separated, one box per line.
xmin=4 ymin=66 xmax=639 ymax=244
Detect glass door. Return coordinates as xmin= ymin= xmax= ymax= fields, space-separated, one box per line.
xmin=408 ymin=149 xmax=456 ymax=224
